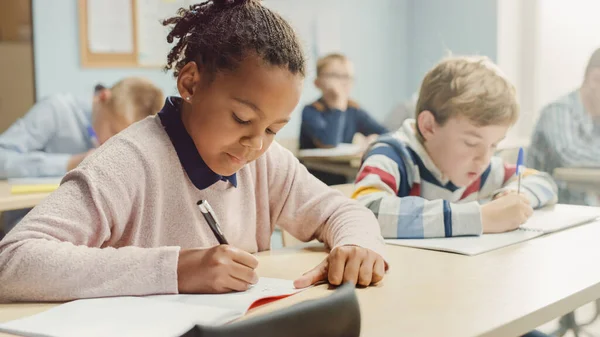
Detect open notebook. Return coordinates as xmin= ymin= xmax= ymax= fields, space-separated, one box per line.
xmin=0 ymin=278 xmax=305 ymax=337
xmin=386 ymin=204 xmax=600 ymax=256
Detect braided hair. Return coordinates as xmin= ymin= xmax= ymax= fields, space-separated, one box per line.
xmin=162 ymin=0 xmax=305 ymax=80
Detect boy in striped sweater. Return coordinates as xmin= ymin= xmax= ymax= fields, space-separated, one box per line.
xmin=353 ymin=56 xmax=558 ymax=239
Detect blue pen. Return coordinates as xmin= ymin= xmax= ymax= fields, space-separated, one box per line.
xmin=87 ymin=126 xmax=99 ymax=148
xmin=516 ymin=147 xmax=524 ymax=195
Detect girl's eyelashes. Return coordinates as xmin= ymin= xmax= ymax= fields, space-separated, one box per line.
xmin=233 ymin=112 xmax=279 ymax=135
xmin=232 ymin=112 xmax=250 ymax=125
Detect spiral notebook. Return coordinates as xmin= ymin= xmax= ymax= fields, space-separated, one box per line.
xmin=386 ymin=204 xmax=600 ymax=256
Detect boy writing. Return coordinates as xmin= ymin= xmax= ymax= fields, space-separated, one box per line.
xmin=353 ymin=56 xmax=558 ymax=238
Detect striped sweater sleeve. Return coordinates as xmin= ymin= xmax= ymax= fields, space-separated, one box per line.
xmin=352 ymin=144 xmax=482 ymax=239
xmin=488 ymin=156 xmax=558 ymax=208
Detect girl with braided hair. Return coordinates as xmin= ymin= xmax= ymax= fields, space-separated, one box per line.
xmin=0 ymin=0 xmax=386 ymax=301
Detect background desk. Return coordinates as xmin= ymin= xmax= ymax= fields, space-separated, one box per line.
xmin=554 ymin=168 xmax=600 ymax=193
xmin=300 ymin=156 xmax=361 ymax=182
xmin=0 ymin=181 xmax=51 ymax=212
xmin=4 ymin=220 xmax=600 ymax=336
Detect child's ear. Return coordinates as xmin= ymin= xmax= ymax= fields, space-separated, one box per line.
xmin=417 ymin=110 xmax=437 ymax=141
xmin=177 ymin=61 xmax=201 ymax=101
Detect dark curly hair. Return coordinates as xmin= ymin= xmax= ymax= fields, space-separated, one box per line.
xmin=162 ymin=0 xmax=305 ymax=80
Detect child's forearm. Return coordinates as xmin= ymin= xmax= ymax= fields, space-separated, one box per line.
xmin=355 ymin=191 xmax=483 ymax=239
xmin=0 ymin=237 xmax=179 ymax=302
xmin=0 ymin=148 xmax=71 ymax=179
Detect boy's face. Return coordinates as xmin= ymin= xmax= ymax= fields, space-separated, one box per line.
xmin=314 ymin=59 xmax=354 ymax=97
xmin=178 ymin=56 xmax=303 ymax=177
xmin=419 ymin=113 xmax=510 ymax=187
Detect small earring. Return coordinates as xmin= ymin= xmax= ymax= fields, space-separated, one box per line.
xmin=185 ymin=96 xmax=191 ymax=101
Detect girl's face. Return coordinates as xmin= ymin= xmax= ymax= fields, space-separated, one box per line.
xmin=177 ymin=56 xmax=303 ymax=176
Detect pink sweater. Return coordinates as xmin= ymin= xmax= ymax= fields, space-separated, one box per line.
xmin=0 ymin=116 xmax=385 ymax=302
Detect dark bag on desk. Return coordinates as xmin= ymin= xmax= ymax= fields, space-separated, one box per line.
xmin=180 ymin=282 xmax=361 ymax=337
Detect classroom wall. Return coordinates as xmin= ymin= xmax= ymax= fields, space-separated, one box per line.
xmin=32 ymin=0 xmax=177 ymax=102
xmin=536 ymin=0 xmax=600 ymax=110
xmin=406 ymin=0 xmax=498 ymax=94
xmin=271 ymin=0 xmax=409 ymax=139
xmin=496 ymin=0 xmax=600 ymax=140
xmin=38 ymin=0 xmax=595 ymax=145
xmin=496 ymin=0 xmax=539 ymax=140
xmin=32 ymin=0 xmax=408 ymax=140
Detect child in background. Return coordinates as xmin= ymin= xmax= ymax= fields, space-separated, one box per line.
xmin=528 ymin=47 xmax=600 ymax=206
xmin=353 ymin=56 xmax=558 ymax=239
xmin=300 ymin=53 xmax=388 ymax=185
xmin=0 ymin=0 xmax=386 ymax=302
xmin=0 ymin=77 xmax=164 ymax=235
xmin=0 ymin=78 xmax=164 ymax=179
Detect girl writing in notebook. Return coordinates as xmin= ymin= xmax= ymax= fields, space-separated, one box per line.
xmin=0 ymin=0 xmax=386 ymax=301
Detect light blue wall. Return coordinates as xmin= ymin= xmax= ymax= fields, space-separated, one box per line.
xmin=275 ymin=0 xmax=410 ymax=138
xmin=32 ymin=0 xmax=178 ymax=101
xmin=407 ymin=0 xmax=498 ymax=94
xmin=341 ymin=0 xmax=409 ymax=122
xmin=32 ymin=0 xmax=408 ymax=139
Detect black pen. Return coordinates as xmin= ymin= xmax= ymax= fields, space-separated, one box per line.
xmin=197 ymin=200 xmax=229 ymax=245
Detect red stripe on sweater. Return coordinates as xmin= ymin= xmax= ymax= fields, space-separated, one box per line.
xmin=356 ymin=166 xmax=398 ymax=194
xmin=504 ymin=164 xmax=517 ymax=184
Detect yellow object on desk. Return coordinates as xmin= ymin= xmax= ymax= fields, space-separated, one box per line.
xmin=7 ymin=177 xmax=62 ymax=195
xmin=10 ymin=184 xmax=60 ymax=195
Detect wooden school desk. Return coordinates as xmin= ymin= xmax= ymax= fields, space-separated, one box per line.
xmin=4 ymin=220 xmax=600 ymax=336
xmin=300 ymin=155 xmax=361 ymax=182
xmin=0 ymin=181 xmax=51 ymax=213
xmin=554 ymin=168 xmax=600 ymax=193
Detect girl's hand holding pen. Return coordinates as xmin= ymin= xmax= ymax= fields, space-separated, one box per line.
xmin=177 ymin=246 xmax=259 ymax=294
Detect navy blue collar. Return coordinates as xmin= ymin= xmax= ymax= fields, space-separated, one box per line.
xmin=158 ymin=97 xmax=237 ymax=190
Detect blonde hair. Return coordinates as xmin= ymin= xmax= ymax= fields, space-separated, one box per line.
xmin=316 ymin=53 xmax=349 ymax=76
xmin=107 ymin=77 xmax=164 ymax=125
xmin=415 ymin=55 xmax=519 ymax=141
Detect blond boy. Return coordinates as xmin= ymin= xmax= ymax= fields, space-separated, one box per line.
xmin=300 ymin=53 xmax=388 ymax=185
xmin=352 ymin=56 xmax=558 ymax=238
